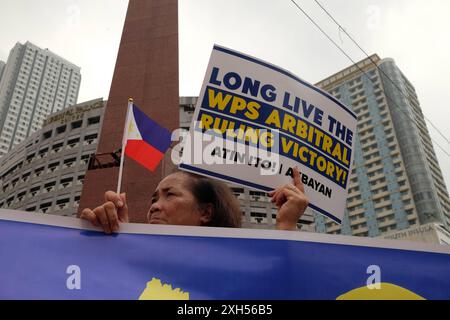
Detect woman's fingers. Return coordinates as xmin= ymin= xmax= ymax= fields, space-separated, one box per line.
xmin=269 ymin=168 xmax=309 ymax=231
xmin=104 ymin=191 xmax=129 ymax=223
xmin=285 ymin=187 xmax=309 ymax=208
xmin=275 ymin=190 xmax=288 ymax=207
xmin=274 ymin=182 xmax=309 ymax=230
xmin=104 ymin=191 xmax=124 ymax=208
xmin=104 ymin=202 xmax=120 ymax=232
xmin=270 ymin=186 xmax=292 ymax=208
xmin=80 ymin=204 xmax=120 ymax=234
xmin=80 ymin=208 xmax=100 ymax=227
xmin=277 ymin=187 xmax=297 ymax=206
xmin=81 ymin=192 xmax=126 ymax=234
xmin=292 ymin=166 xmax=305 ymax=193
xmin=93 ymin=205 xmax=112 ymax=234
xmin=119 ymin=193 xmax=126 ymax=204
xmin=117 ymin=193 xmax=129 ymax=223
xmin=271 ymin=184 xmax=296 ymax=205
xmin=268 ymin=189 xmax=277 ymax=201
xmin=269 ymin=188 xmax=283 ymax=206
xmin=269 ymin=167 xmax=304 ymax=198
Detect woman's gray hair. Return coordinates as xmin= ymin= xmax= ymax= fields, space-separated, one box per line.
xmin=179 ymin=171 xmax=242 ymax=228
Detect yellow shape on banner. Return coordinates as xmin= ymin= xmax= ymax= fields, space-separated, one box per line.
xmin=139 ymin=278 xmax=190 ymax=300
xmin=337 ymin=283 xmax=425 ymax=300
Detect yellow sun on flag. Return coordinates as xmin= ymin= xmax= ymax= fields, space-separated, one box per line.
xmin=128 ymin=121 xmax=136 ymax=135
xmin=337 ymin=283 xmax=425 ymax=300
xmin=138 ymin=278 xmax=190 ymax=300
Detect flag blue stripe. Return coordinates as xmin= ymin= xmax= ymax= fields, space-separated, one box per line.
xmin=132 ymin=104 xmax=171 ymax=153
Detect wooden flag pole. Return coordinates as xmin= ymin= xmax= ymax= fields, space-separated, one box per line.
xmin=117 ymin=98 xmax=134 ymax=194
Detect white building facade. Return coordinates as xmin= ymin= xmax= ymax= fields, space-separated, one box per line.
xmin=0 ymin=99 xmax=105 ymax=217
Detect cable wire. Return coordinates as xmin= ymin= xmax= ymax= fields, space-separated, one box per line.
xmin=289 ymin=0 xmax=450 ymax=158
xmin=313 ymin=0 xmax=450 ymax=147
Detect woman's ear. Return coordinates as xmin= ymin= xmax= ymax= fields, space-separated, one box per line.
xmin=200 ymin=203 xmax=213 ymax=225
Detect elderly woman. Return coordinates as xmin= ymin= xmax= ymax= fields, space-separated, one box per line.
xmin=80 ymin=167 xmax=309 ymax=232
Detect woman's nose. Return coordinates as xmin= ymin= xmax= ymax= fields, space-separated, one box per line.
xmin=149 ymin=200 xmax=161 ymax=214
xmin=147 ymin=202 xmax=160 ymax=222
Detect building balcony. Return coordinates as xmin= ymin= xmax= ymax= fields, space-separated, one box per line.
xmin=83 ymin=139 xmax=97 ymax=146
xmin=42 ymin=186 xmax=56 ymax=194
xmin=378 ymin=219 xmax=396 ymax=228
xmin=59 ymin=182 xmax=73 ymax=190
xmin=66 ymin=143 xmax=79 ymax=150
xmin=376 ymin=209 xmax=395 ymax=219
xmin=350 ymin=217 xmax=367 ymax=226
xmin=327 ymin=224 xmax=341 ymax=232
xmin=351 ymin=226 xmax=368 ymax=235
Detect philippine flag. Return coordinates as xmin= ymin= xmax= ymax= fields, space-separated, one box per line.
xmin=123 ymin=103 xmax=171 ymax=172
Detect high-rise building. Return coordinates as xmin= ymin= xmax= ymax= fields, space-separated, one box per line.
xmin=0 ymin=41 xmax=81 ymax=158
xmin=0 ymin=61 xmax=5 ymax=83
xmin=314 ymin=54 xmax=450 ymax=237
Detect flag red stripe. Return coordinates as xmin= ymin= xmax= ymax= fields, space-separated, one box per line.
xmin=125 ymin=140 xmax=165 ymax=172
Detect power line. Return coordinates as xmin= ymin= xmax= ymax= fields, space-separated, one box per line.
xmin=312 ymin=0 xmax=450 ymax=147
xmin=288 ymin=0 xmax=450 ymax=158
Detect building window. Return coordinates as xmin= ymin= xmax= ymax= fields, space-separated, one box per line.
xmin=34 ymin=167 xmax=45 ymax=177
xmin=38 ymin=147 xmax=49 ymax=158
xmin=84 ymin=134 xmax=98 ymax=145
xmin=39 ymin=202 xmax=52 ymax=214
xmin=57 ymin=125 xmax=67 ymax=134
xmin=30 ymin=186 xmax=40 ymax=197
xmin=42 ymin=130 xmax=52 ymax=140
xmin=77 ymin=175 xmax=85 ymax=185
xmin=21 ymin=172 xmax=31 ymax=182
xmin=56 ymin=198 xmax=70 ymax=210
xmin=6 ymin=196 xmax=15 ymax=207
xmin=63 ymin=157 xmax=77 ymax=168
xmin=73 ymin=195 xmax=81 ymax=208
xmin=26 ymin=153 xmax=35 ymax=164
xmin=60 ymin=177 xmax=74 ymax=189
xmin=71 ymin=120 xmax=82 ymax=130
xmin=88 ymin=116 xmax=100 ymax=126
xmin=52 ymin=142 xmax=64 ymax=153
xmin=80 ymin=155 xmax=91 ymax=165
xmin=47 ymin=162 xmax=59 ymax=173
xmin=11 ymin=178 xmax=19 ymax=187
xmin=67 ymin=138 xmax=80 ymax=149
xmin=44 ymin=181 xmax=56 ymax=193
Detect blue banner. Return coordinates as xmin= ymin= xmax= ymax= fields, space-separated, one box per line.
xmin=0 ymin=210 xmax=449 ymax=300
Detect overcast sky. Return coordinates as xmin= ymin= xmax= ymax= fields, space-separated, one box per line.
xmin=1 ymin=0 xmax=450 ymax=189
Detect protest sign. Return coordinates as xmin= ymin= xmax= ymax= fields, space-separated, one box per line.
xmin=180 ymin=45 xmax=357 ymax=223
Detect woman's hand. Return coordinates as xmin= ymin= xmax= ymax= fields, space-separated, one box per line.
xmin=269 ymin=167 xmax=309 ymax=231
xmin=80 ymin=191 xmax=129 ymax=234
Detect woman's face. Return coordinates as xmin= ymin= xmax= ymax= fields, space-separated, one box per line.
xmin=147 ymin=172 xmax=208 ymax=226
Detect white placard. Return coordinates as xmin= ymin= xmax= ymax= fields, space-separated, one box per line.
xmin=180 ymin=45 xmax=357 ymax=224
